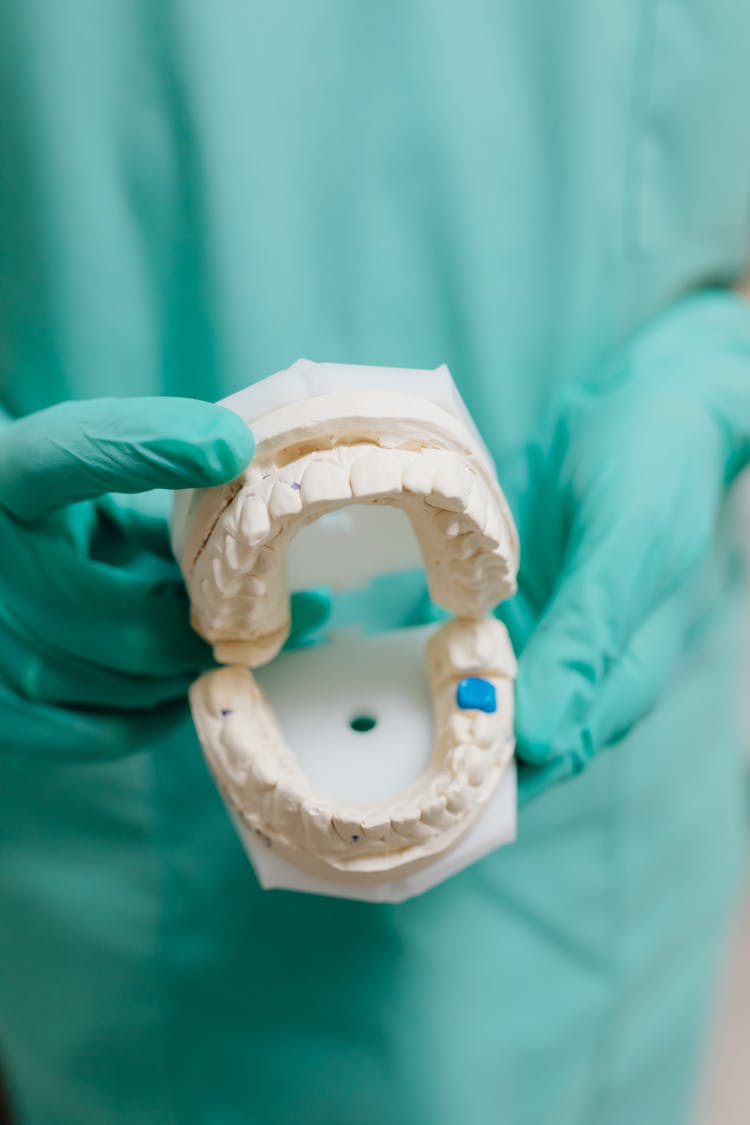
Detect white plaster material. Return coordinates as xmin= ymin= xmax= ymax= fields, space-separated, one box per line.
xmin=173 ymin=360 xmax=520 ymax=897
xmin=177 ymin=386 xmax=518 ymax=668
xmin=189 ymin=615 xmax=515 ymax=879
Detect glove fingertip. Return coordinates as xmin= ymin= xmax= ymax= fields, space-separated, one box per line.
xmin=197 ymin=407 xmax=255 ymax=484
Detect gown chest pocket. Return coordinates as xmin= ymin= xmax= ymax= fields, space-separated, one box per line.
xmin=627 ymin=0 xmax=750 ymax=259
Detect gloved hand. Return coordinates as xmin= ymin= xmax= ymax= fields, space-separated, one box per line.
xmin=496 ymin=289 xmax=750 ymax=802
xmin=0 ymin=397 xmax=329 ymax=763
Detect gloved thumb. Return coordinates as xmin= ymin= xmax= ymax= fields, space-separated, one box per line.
xmin=0 ymin=397 xmax=254 ymax=522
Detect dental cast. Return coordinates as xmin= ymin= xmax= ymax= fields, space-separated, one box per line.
xmin=180 ymin=375 xmax=519 ymax=879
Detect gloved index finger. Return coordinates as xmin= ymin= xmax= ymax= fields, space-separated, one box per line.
xmin=0 ymin=397 xmax=254 ymax=522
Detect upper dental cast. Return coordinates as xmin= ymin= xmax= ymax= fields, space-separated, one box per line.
xmin=179 ymin=373 xmax=520 ymax=881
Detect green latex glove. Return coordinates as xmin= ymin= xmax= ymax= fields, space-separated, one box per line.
xmin=496 ymin=289 xmax=750 ymax=802
xmin=0 ymin=397 xmax=328 ymax=763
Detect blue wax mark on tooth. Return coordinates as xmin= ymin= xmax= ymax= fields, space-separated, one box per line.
xmin=220 ymin=708 xmax=233 ymax=717
xmin=291 ymin=481 xmax=301 ymax=490
xmin=456 ymin=677 xmax=497 ymax=714
xmin=351 ymin=835 xmax=360 ymax=842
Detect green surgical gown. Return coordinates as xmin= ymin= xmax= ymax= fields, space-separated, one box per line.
xmin=0 ymin=3 xmax=749 ymax=1123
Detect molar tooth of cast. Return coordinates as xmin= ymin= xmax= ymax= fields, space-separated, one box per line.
xmin=419 ymin=794 xmax=452 ymax=828
xmin=445 ymin=778 xmax=469 ymax=813
xmin=247 ymin=751 xmax=280 ymax=792
xmin=350 ymin=450 xmax=403 ymax=497
xmin=463 ymin=479 xmax=488 ymax=531
xmin=252 ymin=548 xmax=274 ymax=575
xmin=239 ymin=496 xmax=271 ymax=548
xmin=223 ymin=533 xmax=242 ymax=573
xmin=471 ymin=712 xmax=498 ymax=749
xmin=211 ymin=556 xmax=241 ymax=598
xmin=435 ymin=510 xmax=469 ymax=539
xmin=453 ymin=531 xmax=485 ymax=559
xmin=448 ymin=713 xmax=475 ymax=744
xmin=464 ymin=747 xmax=488 ymax=787
xmin=429 ymin=458 xmax=475 ymax=513
xmin=300 ymin=460 xmax=352 ymax=506
xmin=481 ymin=502 xmax=503 ymax=548
xmin=269 ymin=481 xmax=303 ymax=519
xmin=448 ymin=745 xmax=470 ymax=774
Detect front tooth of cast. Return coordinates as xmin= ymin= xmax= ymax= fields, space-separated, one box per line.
xmin=301 ymin=803 xmax=340 ymax=853
xmin=402 ymin=454 xmax=436 ymax=497
xmin=269 ymin=480 xmax=303 ymax=519
xmin=350 ymin=450 xmax=403 ymax=497
xmin=359 ymin=810 xmax=393 ymax=842
xmin=390 ymin=803 xmax=422 ymax=838
xmin=429 ymin=458 xmax=475 ymax=513
xmin=333 ymin=811 xmax=365 ymax=844
xmin=239 ymin=496 xmax=271 ymax=547
xmin=300 ymin=461 xmax=352 ymax=505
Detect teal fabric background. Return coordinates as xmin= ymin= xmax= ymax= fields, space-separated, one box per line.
xmin=1 ymin=2 xmax=749 ymax=1122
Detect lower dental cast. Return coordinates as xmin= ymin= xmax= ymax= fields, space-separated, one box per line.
xmin=180 ymin=385 xmax=519 ymax=880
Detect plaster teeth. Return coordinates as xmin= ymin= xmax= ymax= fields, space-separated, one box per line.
xmin=248 ymin=752 xmax=280 ymax=792
xmin=445 ymin=779 xmax=469 ymax=813
xmin=435 ymin=511 xmax=469 ymax=539
xmin=420 ymin=795 xmax=452 ymax=828
xmin=300 ymin=461 xmax=352 ymax=505
xmin=463 ymin=479 xmax=488 ymax=532
xmin=464 ymin=748 xmax=487 ymax=787
xmin=429 ymin=458 xmax=475 ymax=513
xmin=301 ymin=804 xmax=338 ymax=852
xmin=401 ymin=453 xmax=438 ymax=496
xmin=184 ymin=382 xmax=519 ymax=879
xmin=223 ymin=533 xmax=242 ymax=574
xmin=273 ymin=779 xmax=305 ymax=834
xmin=453 ymin=532 xmax=485 ymax=559
xmin=359 ymin=811 xmax=392 ymax=841
xmin=269 ymin=480 xmax=303 ymax=519
xmin=448 ymin=713 xmax=475 ymax=744
xmin=390 ymin=804 xmax=422 ymax=837
xmin=333 ymin=812 xmax=365 ymax=843
xmin=350 ymin=450 xmax=402 ymax=497
xmin=472 ymin=713 xmax=498 ymax=749
xmin=239 ymin=496 xmax=271 ymax=547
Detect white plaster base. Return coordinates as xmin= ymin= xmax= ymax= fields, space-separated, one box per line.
xmin=228 ymin=623 xmax=517 ymax=903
